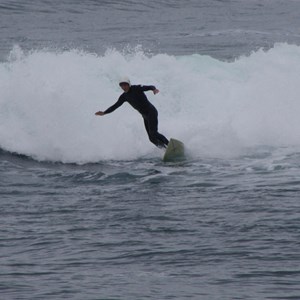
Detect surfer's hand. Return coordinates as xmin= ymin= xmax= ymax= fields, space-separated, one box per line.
xmin=153 ymin=89 xmax=159 ymax=95
xmin=95 ymin=111 xmax=105 ymax=116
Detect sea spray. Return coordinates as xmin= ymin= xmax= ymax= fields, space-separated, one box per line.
xmin=1 ymin=43 xmax=300 ymax=163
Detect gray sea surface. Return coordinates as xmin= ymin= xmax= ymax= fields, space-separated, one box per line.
xmin=1 ymin=1 xmax=300 ymax=299
xmin=1 ymin=0 xmax=300 ymax=59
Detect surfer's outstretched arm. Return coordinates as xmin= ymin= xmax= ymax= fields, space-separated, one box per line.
xmin=139 ymin=85 xmax=160 ymax=95
xmin=95 ymin=111 xmax=105 ymax=116
xmin=95 ymin=96 xmax=125 ymax=116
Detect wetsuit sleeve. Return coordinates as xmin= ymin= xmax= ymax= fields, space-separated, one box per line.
xmin=138 ymin=85 xmax=156 ymax=92
xmin=104 ymin=95 xmax=125 ymax=114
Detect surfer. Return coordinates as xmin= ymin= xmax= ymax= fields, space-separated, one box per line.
xmin=95 ymin=77 xmax=169 ymax=148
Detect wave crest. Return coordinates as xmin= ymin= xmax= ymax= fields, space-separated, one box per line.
xmin=1 ymin=44 xmax=300 ymax=162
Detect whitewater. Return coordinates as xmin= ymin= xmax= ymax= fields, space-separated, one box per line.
xmin=1 ymin=43 xmax=300 ymax=163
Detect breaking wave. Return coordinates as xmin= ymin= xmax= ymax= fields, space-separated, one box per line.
xmin=1 ymin=43 xmax=300 ymax=163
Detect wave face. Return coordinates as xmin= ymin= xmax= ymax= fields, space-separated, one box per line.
xmin=1 ymin=44 xmax=300 ymax=163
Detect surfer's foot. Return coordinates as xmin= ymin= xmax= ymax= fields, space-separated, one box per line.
xmin=157 ymin=142 xmax=167 ymax=149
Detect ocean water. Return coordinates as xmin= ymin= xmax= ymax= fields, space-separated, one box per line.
xmin=1 ymin=1 xmax=300 ymax=299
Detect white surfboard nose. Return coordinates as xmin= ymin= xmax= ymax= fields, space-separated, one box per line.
xmin=163 ymin=138 xmax=185 ymax=162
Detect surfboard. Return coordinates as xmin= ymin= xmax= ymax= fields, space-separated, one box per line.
xmin=163 ymin=138 xmax=185 ymax=162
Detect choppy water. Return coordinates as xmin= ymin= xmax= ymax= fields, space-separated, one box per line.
xmin=1 ymin=0 xmax=300 ymax=60
xmin=1 ymin=1 xmax=300 ymax=299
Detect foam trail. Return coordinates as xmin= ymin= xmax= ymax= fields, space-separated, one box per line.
xmin=1 ymin=44 xmax=300 ymax=163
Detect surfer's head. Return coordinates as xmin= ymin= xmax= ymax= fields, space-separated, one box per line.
xmin=119 ymin=76 xmax=131 ymax=92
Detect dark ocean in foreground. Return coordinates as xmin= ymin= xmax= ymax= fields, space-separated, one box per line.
xmin=1 ymin=1 xmax=300 ymax=299
xmin=1 ymin=149 xmax=300 ymax=299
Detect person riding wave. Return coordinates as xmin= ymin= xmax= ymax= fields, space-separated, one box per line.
xmin=95 ymin=77 xmax=169 ymax=149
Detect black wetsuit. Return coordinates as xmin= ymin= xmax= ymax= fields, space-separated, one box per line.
xmin=104 ymin=85 xmax=169 ymax=148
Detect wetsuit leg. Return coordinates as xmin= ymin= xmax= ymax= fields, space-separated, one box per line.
xmin=143 ymin=109 xmax=169 ymax=148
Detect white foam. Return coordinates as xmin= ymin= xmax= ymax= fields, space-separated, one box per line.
xmin=1 ymin=44 xmax=300 ymax=163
